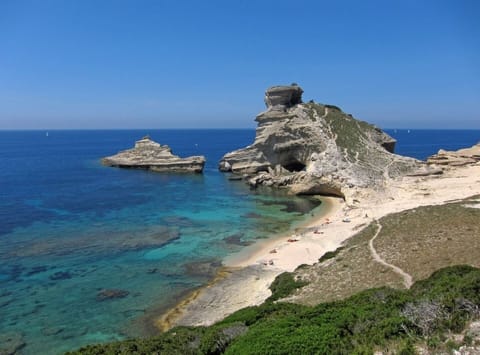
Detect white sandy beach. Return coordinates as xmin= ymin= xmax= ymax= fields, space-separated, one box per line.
xmin=157 ymin=163 xmax=480 ymax=330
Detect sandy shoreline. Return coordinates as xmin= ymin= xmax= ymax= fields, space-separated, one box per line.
xmin=156 ymin=163 xmax=480 ymax=330
xmin=223 ymin=196 xmax=341 ymax=270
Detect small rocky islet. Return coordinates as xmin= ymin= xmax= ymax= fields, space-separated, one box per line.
xmin=102 ymin=135 xmax=206 ymax=173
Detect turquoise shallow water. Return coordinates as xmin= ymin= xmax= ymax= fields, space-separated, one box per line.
xmin=0 ymin=130 xmax=323 ymax=354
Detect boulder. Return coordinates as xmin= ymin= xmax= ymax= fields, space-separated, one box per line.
xmin=219 ymin=84 xmax=421 ymax=199
xmin=102 ymin=136 xmax=206 ymax=173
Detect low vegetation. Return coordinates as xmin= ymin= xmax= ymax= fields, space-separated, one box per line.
xmin=317 ymin=246 xmax=344 ymax=263
xmin=266 ymin=272 xmax=309 ymax=302
xmin=305 ymin=102 xmax=385 ymax=167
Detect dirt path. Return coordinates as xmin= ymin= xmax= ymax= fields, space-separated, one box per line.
xmin=369 ymin=220 xmax=413 ymax=288
xmin=382 ymin=155 xmax=397 ymax=181
xmin=321 ymin=106 xmax=329 ymax=119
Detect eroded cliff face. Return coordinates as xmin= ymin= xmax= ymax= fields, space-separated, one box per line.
xmin=219 ymin=85 xmax=421 ymax=198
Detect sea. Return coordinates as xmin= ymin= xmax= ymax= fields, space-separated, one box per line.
xmin=0 ymin=129 xmax=479 ymax=354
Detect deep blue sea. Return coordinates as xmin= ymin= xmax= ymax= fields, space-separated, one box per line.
xmin=386 ymin=129 xmax=480 ymax=160
xmin=0 ymin=129 xmax=479 ymax=354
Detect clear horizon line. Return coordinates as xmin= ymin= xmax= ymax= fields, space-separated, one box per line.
xmin=1 ymin=127 xmax=480 ymax=132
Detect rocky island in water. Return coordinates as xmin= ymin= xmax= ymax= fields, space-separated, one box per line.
xmin=102 ymin=136 xmax=206 ymax=173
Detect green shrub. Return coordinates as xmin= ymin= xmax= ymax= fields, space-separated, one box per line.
xmin=397 ymin=339 xmax=416 ymax=355
xmin=325 ymin=104 xmax=342 ymax=111
xmin=266 ymin=272 xmax=308 ymax=302
xmin=199 ymin=323 xmax=248 ymax=355
xmin=318 ymin=246 xmax=344 ymax=263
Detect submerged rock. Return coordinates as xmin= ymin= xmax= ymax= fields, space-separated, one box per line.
xmin=0 ymin=332 xmax=25 ymax=355
xmin=49 ymin=271 xmax=72 ymax=281
xmin=102 ymin=136 xmax=206 ymax=173
xmin=6 ymin=225 xmax=180 ymax=258
xmin=224 ymin=233 xmax=251 ymax=246
xmin=183 ymin=260 xmax=222 ymax=277
xmin=96 ymin=289 xmax=130 ymax=301
xmin=219 ymin=84 xmax=422 ymax=199
xmin=427 ymin=143 xmax=480 ymax=166
xmin=41 ymin=326 xmax=64 ymax=336
xmin=25 ymin=265 xmax=49 ymax=276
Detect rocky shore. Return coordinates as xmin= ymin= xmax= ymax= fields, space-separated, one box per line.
xmin=102 ymin=136 xmax=206 ymax=173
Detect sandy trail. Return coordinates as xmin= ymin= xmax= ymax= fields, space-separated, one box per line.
xmin=369 ymin=220 xmax=413 ymax=288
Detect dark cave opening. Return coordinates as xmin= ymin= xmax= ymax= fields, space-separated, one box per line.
xmin=282 ymin=160 xmax=306 ymax=172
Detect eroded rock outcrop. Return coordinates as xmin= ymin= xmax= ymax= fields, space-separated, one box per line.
xmin=427 ymin=143 xmax=480 ymax=167
xmin=102 ymin=136 xmax=205 ymax=173
xmin=219 ymin=84 xmax=423 ymax=199
xmin=264 ymin=85 xmax=303 ymax=111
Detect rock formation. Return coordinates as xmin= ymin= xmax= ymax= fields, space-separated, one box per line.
xmin=102 ymin=136 xmax=206 ymax=173
xmin=264 ymin=84 xmax=304 ymax=110
xmin=427 ymin=143 xmax=480 ymax=166
xmin=219 ymin=84 xmax=423 ymax=199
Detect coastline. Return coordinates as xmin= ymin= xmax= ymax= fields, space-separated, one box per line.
xmin=155 ymin=267 xmax=234 ymax=332
xmin=154 ymin=196 xmax=340 ymax=330
xmin=156 ymin=163 xmax=480 ymax=331
xmin=154 ymin=198 xmax=339 ymax=331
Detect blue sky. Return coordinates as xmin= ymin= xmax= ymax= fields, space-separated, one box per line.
xmin=0 ymin=0 xmax=479 ymax=129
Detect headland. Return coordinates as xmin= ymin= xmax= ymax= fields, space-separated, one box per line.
xmin=155 ymin=85 xmax=480 ymax=330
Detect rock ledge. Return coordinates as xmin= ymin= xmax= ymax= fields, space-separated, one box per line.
xmin=427 ymin=143 xmax=480 ymax=167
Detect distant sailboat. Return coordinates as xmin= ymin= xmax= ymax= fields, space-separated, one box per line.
xmin=407 ymin=129 xmax=410 ymax=133
xmin=46 ymin=132 xmax=49 ymax=137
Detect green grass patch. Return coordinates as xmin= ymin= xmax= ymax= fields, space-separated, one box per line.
xmin=318 ymin=246 xmax=345 ymax=263
xmin=266 ymin=272 xmax=309 ymax=302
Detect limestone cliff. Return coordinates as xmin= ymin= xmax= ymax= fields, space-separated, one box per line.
xmin=219 ymin=85 xmax=421 ymax=198
xmin=102 ymin=136 xmax=205 ymax=173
